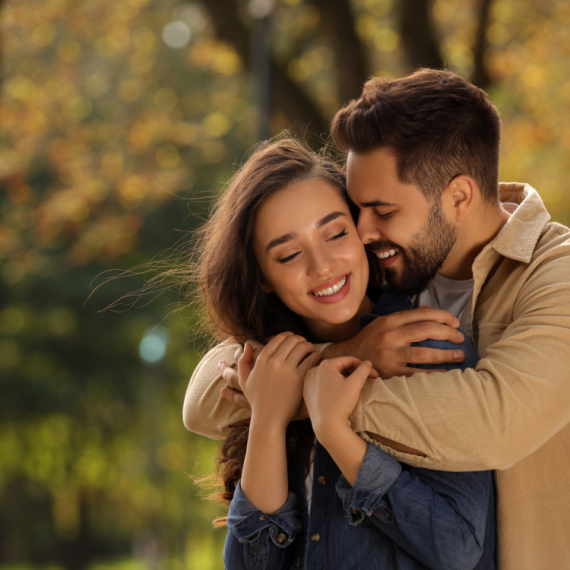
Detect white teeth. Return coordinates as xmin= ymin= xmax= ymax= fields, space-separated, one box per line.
xmin=376 ymin=249 xmax=399 ymax=259
xmin=312 ymin=276 xmax=347 ymax=297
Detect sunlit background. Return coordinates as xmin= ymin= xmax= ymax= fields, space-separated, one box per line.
xmin=1 ymin=0 xmax=570 ymax=568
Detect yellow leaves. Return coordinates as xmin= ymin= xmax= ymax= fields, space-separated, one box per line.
xmin=373 ymin=28 xmax=399 ymax=52
xmin=120 ymin=174 xmax=151 ymax=207
xmin=203 ymin=112 xmax=231 ymax=138
xmin=84 ymin=73 xmax=110 ymax=99
xmin=32 ymin=23 xmax=56 ymax=48
xmin=46 ymin=307 xmax=76 ymax=337
xmin=132 ymin=27 xmax=157 ymax=52
xmin=155 ymin=145 xmax=180 ymax=170
xmin=355 ymin=15 xmax=377 ymax=41
xmin=288 ymin=48 xmax=333 ymax=83
xmin=189 ymin=40 xmax=242 ymax=75
xmin=4 ymin=75 xmax=36 ymax=102
xmin=64 ymin=94 xmax=93 ymax=122
xmin=153 ymin=87 xmax=178 ymax=111
xmin=521 ymin=64 xmax=546 ymax=90
xmin=118 ymin=78 xmax=144 ymax=103
xmin=57 ymin=38 xmax=81 ymax=63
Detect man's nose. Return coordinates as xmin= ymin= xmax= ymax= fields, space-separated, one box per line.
xmin=357 ymin=211 xmax=383 ymax=245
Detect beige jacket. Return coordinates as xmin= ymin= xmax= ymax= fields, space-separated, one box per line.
xmin=183 ymin=184 xmax=570 ymax=569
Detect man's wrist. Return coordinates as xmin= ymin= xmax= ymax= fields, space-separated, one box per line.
xmin=321 ymin=337 xmax=355 ymax=360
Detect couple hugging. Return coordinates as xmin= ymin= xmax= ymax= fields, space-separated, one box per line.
xmin=183 ymin=69 xmax=570 ymax=569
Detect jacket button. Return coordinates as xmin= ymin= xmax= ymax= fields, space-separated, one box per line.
xmin=317 ymin=476 xmax=326 ymax=485
xmin=310 ymin=533 xmax=320 ymax=542
xmin=277 ymin=533 xmax=287 ymax=543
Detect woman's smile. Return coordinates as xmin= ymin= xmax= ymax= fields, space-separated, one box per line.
xmin=309 ymin=274 xmax=350 ymax=303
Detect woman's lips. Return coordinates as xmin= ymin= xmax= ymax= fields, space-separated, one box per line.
xmin=309 ymin=274 xmax=351 ymax=304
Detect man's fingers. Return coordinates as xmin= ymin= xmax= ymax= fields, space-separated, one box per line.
xmin=244 ymin=339 xmax=264 ymax=363
xmin=236 ymin=343 xmax=255 ymax=386
xmin=233 ymin=345 xmax=244 ymax=364
xmin=387 ymin=307 xmax=460 ymax=328
xmin=219 ymin=361 xmax=241 ymax=390
xmin=404 ymin=321 xmax=464 ymax=344
xmin=220 ymin=387 xmax=251 ymax=410
xmin=403 ymin=346 xmax=464 ymax=365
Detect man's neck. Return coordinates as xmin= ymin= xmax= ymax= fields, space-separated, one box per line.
xmin=441 ymin=203 xmax=511 ymax=280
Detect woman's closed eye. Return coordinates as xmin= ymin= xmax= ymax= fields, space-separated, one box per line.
xmin=277 ymin=251 xmax=300 ymax=264
xmin=329 ymin=229 xmax=348 ymax=240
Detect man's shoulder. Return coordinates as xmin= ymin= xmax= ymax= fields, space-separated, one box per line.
xmin=533 ymin=219 xmax=570 ymax=261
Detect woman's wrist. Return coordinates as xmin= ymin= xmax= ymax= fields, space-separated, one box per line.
xmin=250 ymin=412 xmax=289 ymax=436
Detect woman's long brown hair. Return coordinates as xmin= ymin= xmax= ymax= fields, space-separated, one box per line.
xmin=195 ymin=138 xmax=382 ymax=524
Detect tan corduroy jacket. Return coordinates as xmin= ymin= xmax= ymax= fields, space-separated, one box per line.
xmin=183 ymin=184 xmax=570 ymax=570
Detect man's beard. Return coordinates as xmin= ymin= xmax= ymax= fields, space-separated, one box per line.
xmin=381 ymin=203 xmax=457 ymax=298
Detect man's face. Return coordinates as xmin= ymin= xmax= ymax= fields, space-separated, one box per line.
xmin=346 ymin=149 xmax=457 ymax=297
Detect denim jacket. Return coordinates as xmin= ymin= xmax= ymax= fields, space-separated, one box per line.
xmin=223 ymin=290 xmax=495 ymax=569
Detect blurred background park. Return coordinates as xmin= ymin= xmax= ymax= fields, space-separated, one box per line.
xmin=1 ymin=0 xmax=570 ymax=568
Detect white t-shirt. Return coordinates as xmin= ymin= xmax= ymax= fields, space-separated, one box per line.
xmin=417 ymin=273 xmax=474 ymax=320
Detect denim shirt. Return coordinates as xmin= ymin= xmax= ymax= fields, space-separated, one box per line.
xmin=223 ymin=290 xmax=495 ymax=569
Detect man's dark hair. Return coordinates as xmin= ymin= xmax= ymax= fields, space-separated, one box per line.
xmin=331 ymin=68 xmax=502 ymax=203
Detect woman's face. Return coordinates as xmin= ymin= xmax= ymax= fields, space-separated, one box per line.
xmin=253 ymin=177 xmax=370 ymax=336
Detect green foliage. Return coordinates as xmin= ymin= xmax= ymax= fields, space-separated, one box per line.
xmin=1 ymin=0 xmax=570 ymax=568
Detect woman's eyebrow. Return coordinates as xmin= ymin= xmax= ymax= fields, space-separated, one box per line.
xmin=316 ymin=211 xmax=346 ymax=228
xmin=266 ymin=211 xmax=347 ymax=252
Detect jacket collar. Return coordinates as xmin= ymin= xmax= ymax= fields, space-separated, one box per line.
xmin=486 ymin=183 xmax=551 ymax=264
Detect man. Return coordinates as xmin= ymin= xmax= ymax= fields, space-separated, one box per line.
xmin=184 ymin=69 xmax=570 ymax=569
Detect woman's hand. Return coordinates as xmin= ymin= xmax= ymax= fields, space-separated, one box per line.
xmin=303 ymin=356 xmax=377 ymax=437
xmin=238 ymin=332 xmax=321 ymax=430
xmin=303 ymin=357 xmax=378 ymax=485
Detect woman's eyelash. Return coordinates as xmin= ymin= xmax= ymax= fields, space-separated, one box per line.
xmin=276 ymin=229 xmax=347 ymax=263
xmin=330 ymin=229 xmax=348 ymax=240
xmin=277 ymin=252 xmax=299 ymax=264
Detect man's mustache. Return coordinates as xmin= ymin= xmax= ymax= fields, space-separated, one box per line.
xmin=366 ymin=240 xmax=401 ymax=251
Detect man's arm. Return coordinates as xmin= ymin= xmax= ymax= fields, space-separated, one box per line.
xmin=183 ymin=339 xmax=250 ymax=439
xmin=183 ymin=308 xmax=465 ymax=439
xmin=350 ymin=254 xmax=570 ymax=471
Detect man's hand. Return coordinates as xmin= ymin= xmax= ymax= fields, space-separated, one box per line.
xmin=322 ymin=306 xmax=465 ymax=377
xmin=218 ymin=340 xmax=265 ymax=410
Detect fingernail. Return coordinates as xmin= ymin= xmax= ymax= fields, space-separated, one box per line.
xmin=455 ymin=318 xmax=461 ymax=327
xmin=218 ymin=360 xmax=225 ymax=370
xmin=454 ymin=351 xmax=463 ymax=360
xmin=457 ymin=330 xmax=464 ymax=341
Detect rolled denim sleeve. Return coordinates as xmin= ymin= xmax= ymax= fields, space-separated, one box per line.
xmin=336 ymin=443 xmax=492 ymax=570
xmin=223 ymin=480 xmax=302 ymax=569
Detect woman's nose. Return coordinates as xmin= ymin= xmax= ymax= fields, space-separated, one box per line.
xmin=307 ymin=248 xmax=336 ymax=277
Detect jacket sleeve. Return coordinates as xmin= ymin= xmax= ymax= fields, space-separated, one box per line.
xmin=182 ymin=339 xmax=250 ymax=439
xmin=336 ymin=443 xmax=493 ymax=570
xmin=349 ymin=252 xmax=570 ymax=471
xmin=223 ymin=481 xmax=302 ymax=570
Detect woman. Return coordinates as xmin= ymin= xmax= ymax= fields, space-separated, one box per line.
xmin=195 ymin=139 xmax=495 ymax=569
